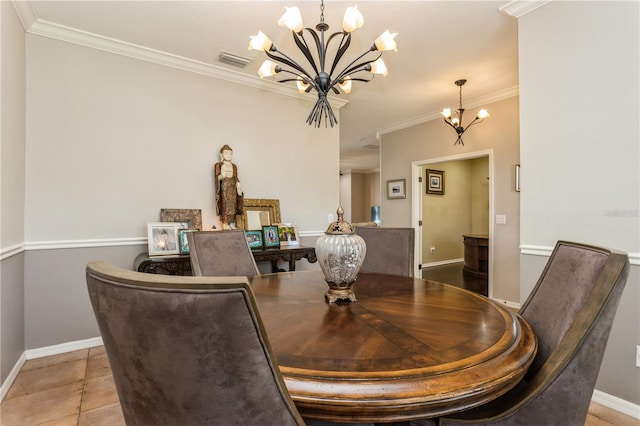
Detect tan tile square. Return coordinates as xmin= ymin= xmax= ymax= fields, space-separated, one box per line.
xmin=81 ymin=375 xmax=120 ymax=412
xmin=6 ymin=359 xmax=86 ymax=399
xmin=86 ymin=353 xmax=112 ymax=380
xmin=22 ymin=349 xmax=88 ymax=371
xmin=586 ymin=402 xmax=639 ymax=426
xmin=37 ymin=414 xmax=79 ymax=426
xmin=0 ymin=382 xmax=82 ymax=426
xmin=78 ymin=403 xmax=125 ymax=426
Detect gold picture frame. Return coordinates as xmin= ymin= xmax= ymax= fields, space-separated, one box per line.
xmin=239 ymin=199 xmax=281 ymax=230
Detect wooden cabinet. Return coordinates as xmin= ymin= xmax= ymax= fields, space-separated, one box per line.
xmin=463 ymin=235 xmax=489 ymax=279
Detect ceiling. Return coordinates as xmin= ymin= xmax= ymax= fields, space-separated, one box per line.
xmin=19 ymin=1 xmax=520 ymax=171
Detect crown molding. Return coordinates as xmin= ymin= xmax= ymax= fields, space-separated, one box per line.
xmin=499 ymin=0 xmax=552 ymax=19
xmin=376 ymin=85 xmax=519 ymax=138
xmin=15 ymin=9 xmax=347 ymax=109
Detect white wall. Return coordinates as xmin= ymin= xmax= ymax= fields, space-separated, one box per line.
xmin=20 ymin=33 xmax=339 ymax=350
xmin=518 ymin=1 xmax=639 ymax=406
xmin=0 ymin=1 xmax=27 ymax=385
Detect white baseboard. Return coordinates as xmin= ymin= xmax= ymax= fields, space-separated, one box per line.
xmin=593 ymin=389 xmax=640 ymax=420
xmin=422 ymin=258 xmax=464 ymax=268
xmin=491 ymin=298 xmax=521 ymax=310
xmin=0 ymin=351 xmax=26 ymax=402
xmin=25 ymin=336 xmax=103 ymax=360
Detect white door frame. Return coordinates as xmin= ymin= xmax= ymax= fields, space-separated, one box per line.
xmin=411 ymin=149 xmax=495 ymax=297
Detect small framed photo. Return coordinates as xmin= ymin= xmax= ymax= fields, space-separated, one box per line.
xmin=245 ymin=230 xmax=264 ymax=250
xmin=262 ymin=225 xmax=280 ymax=248
xmin=178 ymin=229 xmax=198 ymax=254
xmin=387 ymin=179 xmax=406 ymax=199
xmin=147 ymin=222 xmax=180 ymax=256
xmin=160 ymin=209 xmax=203 ymax=230
xmin=277 ymin=223 xmax=300 ymax=246
xmin=426 ymin=169 xmax=445 ymax=195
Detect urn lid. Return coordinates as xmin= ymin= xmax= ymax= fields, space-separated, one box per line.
xmin=325 ymin=206 xmax=355 ymax=235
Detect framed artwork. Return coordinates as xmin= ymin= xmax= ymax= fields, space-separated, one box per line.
xmin=178 ymin=229 xmax=198 ymax=254
xmin=387 ymin=179 xmax=406 ymax=199
xmin=426 ymin=169 xmax=445 ymax=195
xmin=277 ymin=223 xmax=300 ymax=246
xmin=515 ymin=164 xmax=521 ymax=192
xmin=245 ymin=230 xmax=264 ymax=249
xmin=262 ymin=225 xmax=280 ymax=248
xmin=147 ymin=222 xmax=180 ymax=256
xmin=160 ymin=209 xmax=203 ymax=231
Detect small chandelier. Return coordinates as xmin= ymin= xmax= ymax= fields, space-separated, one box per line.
xmin=441 ymin=79 xmax=489 ymax=146
xmin=249 ymin=1 xmax=397 ymax=128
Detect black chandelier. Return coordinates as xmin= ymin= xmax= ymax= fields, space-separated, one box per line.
xmin=249 ymin=1 xmax=397 ymax=128
xmin=441 ymin=79 xmax=489 ymax=146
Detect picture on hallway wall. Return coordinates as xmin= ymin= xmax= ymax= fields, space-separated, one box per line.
xmin=387 ymin=179 xmax=406 ymax=199
xmin=426 ymin=169 xmax=445 ymax=195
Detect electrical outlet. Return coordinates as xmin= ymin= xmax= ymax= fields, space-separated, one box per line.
xmin=636 ymin=345 xmax=640 ymax=367
xmin=328 ymin=213 xmax=334 ymax=223
xmin=430 ymin=246 xmax=436 ymax=253
xmin=496 ymin=214 xmax=507 ymax=224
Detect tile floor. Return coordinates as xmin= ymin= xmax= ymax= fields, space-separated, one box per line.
xmin=1 ymin=346 xmax=638 ymax=425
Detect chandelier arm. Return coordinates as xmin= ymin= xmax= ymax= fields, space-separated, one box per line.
xmin=274 ymin=69 xmax=321 ymax=92
xmin=264 ymin=49 xmax=315 ymax=84
xmin=306 ymin=95 xmax=337 ymax=128
xmin=463 ymin=117 xmax=483 ymax=130
xmin=327 ymin=32 xmax=351 ymax=76
xmin=329 ymin=51 xmax=382 ymax=92
xmin=443 ymin=119 xmax=460 ymax=131
xmin=293 ymin=29 xmax=321 ymax=76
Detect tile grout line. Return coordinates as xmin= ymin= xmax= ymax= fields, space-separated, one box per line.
xmin=76 ymin=349 xmax=91 ymax=426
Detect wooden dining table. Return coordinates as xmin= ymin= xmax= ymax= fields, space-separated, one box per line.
xmin=249 ymin=271 xmax=537 ymax=424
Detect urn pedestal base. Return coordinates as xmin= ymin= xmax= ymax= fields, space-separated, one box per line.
xmin=325 ymin=285 xmax=357 ymax=303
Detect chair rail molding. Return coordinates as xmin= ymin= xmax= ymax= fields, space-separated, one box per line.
xmin=520 ymin=244 xmax=640 ymax=266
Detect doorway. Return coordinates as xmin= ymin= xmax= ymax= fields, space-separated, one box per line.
xmin=411 ymin=150 xmax=494 ymax=297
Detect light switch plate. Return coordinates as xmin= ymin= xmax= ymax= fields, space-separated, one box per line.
xmin=496 ymin=214 xmax=507 ymax=224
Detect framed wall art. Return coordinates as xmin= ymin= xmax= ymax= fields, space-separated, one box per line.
xmin=426 ymin=169 xmax=445 ymax=195
xmin=387 ymin=179 xmax=406 ymax=199
xmin=245 ymin=230 xmax=264 ymax=250
xmin=262 ymin=225 xmax=280 ymax=248
xmin=147 ymin=222 xmax=180 ymax=256
xmin=178 ymin=229 xmax=198 ymax=254
xmin=160 ymin=208 xmax=203 ymax=230
xmin=277 ymin=223 xmax=300 ymax=246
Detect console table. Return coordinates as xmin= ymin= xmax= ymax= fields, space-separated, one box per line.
xmin=462 ymin=234 xmax=489 ymax=278
xmin=135 ymin=245 xmax=317 ymax=275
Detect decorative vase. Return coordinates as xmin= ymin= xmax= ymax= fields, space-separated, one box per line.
xmin=315 ymin=207 xmax=366 ymax=303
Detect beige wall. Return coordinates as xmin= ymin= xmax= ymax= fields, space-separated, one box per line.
xmin=421 ymin=157 xmax=488 ymax=266
xmin=381 ymin=96 xmax=520 ymax=302
xmin=517 ymin=1 xmax=639 ymax=405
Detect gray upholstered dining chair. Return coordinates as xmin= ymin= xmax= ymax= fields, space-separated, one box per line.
xmin=86 ymin=261 xmax=305 ymax=426
xmin=187 ymin=229 xmax=260 ymax=277
xmin=355 ymin=226 xmax=415 ymax=277
xmin=421 ymin=241 xmax=630 ymax=426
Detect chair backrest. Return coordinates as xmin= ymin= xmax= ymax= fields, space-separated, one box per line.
xmin=86 ymin=261 xmax=304 ymax=426
xmin=187 ymin=229 xmax=260 ymax=277
xmin=440 ymin=241 xmax=630 ymax=426
xmin=355 ymin=226 xmax=415 ymax=277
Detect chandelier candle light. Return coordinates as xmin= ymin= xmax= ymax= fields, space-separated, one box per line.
xmin=249 ymin=1 xmax=397 ymax=128
xmin=442 ymin=79 xmax=489 ymax=146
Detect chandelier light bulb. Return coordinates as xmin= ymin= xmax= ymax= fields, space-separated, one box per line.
xmin=369 ymin=58 xmax=388 ymax=76
xmin=342 ymin=6 xmax=364 ymax=32
xmin=338 ymin=76 xmax=352 ymax=94
xmin=374 ymin=30 xmax=398 ymax=52
xmin=279 ymin=7 xmax=304 ymax=33
xmin=258 ymin=60 xmax=280 ymax=78
xmin=477 ymin=109 xmax=489 ymax=120
xmin=248 ymin=31 xmax=273 ymax=51
xmin=441 ymin=108 xmax=452 ymax=119
xmin=296 ymin=76 xmax=310 ymax=93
